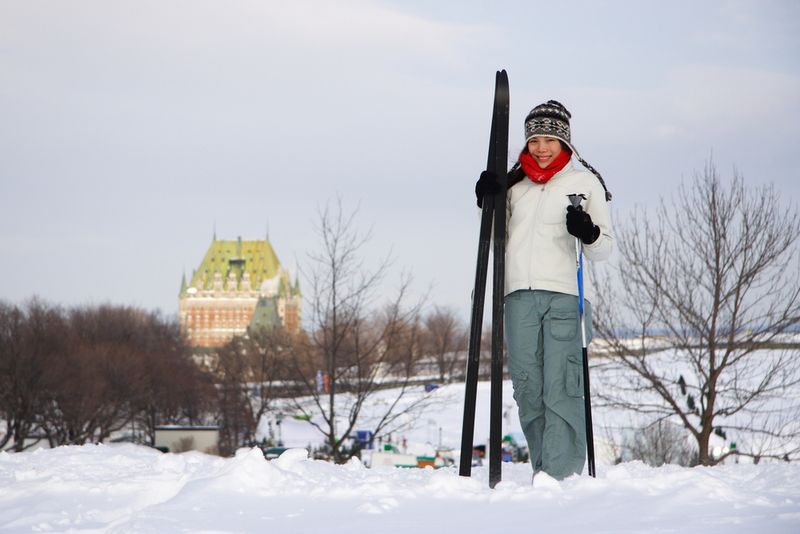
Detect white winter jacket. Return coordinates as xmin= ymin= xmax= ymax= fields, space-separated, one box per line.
xmin=505 ymin=162 xmax=613 ymax=302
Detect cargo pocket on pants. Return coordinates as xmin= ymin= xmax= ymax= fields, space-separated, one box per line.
xmin=550 ymin=312 xmax=577 ymax=341
xmin=566 ymin=354 xmax=583 ymax=398
xmin=511 ymin=371 xmax=529 ymax=402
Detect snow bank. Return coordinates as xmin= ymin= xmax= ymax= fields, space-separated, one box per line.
xmin=1 ymin=444 xmax=798 ymax=533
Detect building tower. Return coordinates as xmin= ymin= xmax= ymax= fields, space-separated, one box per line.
xmin=179 ymin=236 xmax=301 ymax=348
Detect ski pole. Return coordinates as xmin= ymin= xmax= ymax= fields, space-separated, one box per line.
xmin=568 ymin=194 xmax=596 ymax=478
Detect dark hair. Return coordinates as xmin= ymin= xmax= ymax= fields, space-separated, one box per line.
xmin=507 ymin=162 xmax=525 ymax=188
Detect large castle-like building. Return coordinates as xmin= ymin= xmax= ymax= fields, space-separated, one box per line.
xmin=179 ymin=236 xmax=301 ymax=348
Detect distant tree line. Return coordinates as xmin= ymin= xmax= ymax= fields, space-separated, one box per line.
xmin=0 ymin=300 xmax=214 ymax=452
xmin=0 ymin=295 xmax=471 ymax=457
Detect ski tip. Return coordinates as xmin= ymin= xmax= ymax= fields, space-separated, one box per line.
xmin=495 ymin=70 xmax=509 ymax=93
xmin=496 ymin=70 xmax=509 ymax=98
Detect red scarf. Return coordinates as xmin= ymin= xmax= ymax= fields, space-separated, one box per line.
xmin=519 ymin=148 xmax=572 ymax=184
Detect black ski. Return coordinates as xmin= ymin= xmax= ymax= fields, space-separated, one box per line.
xmin=459 ymin=70 xmax=510 ymax=488
xmin=458 ymin=192 xmax=493 ymax=478
xmin=488 ymin=71 xmax=509 ymax=489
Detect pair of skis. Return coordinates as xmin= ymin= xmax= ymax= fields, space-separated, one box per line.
xmin=459 ymin=71 xmax=596 ymax=487
xmin=458 ymin=70 xmax=509 ymax=489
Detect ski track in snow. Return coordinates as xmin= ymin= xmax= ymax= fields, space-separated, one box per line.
xmin=1 ymin=444 xmax=799 ymax=533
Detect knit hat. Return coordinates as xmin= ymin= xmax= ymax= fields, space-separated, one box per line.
xmin=524 ymin=100 xmax=612 ymax=201
xmin=524 ymin=100 xmax=572 ymax=146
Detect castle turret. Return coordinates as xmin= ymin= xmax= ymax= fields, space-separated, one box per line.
xmin=179 ymin=271 xmax=188 ymax=298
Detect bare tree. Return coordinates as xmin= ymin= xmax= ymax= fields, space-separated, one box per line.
xmin=623 ymin=420 xmax=697 ymax=467
xmin=213 ymin=326 xmax=292 ymax=454
xmin=42 ymin=305 xmax=140 ymax=445
xmin=215 ymin=338 xmax=257 ymax=455
xmin=133 ymin=311 xmax=214 ymax=445
xmin=43 ymin=338 xmax=134 ymax=446
xmin=0 ymin=299 xmax=64 ymax=451
xmin=43 ymin=305 xmax=211 ymax=446
xmin=594 ymin=162 xmax=800 ymax=465
xmin=421 ymin=306 xmax=468 ymax=383
xmin=287 ymin=199 xmax=431 ymax=462
xmin=0 ymin=301 xmax=32 ymax=450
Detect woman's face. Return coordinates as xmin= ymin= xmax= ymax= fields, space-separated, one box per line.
xmin=527 ymin=137 xmax=563 ymax=169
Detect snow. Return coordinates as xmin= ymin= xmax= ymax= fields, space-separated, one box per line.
xmin=2 ymin=374 xmax=799 ymax=533
xmin=1 ymin=443 xmax=799 ymax=533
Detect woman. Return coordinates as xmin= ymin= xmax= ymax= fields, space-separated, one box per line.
xmin=475 ymin=100 xmax=613 ymax=480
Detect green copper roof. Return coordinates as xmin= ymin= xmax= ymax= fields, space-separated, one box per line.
xmin=179 ymin=272 xmax=188 ymax=297
xmin=249 ymin=297 xmax=280 ymax=331
xmin=188 ymin=237 xmax=282 ymax=291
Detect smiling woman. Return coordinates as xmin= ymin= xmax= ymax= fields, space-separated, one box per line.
xmin=475 ymin=99 xmax=613 ymax=481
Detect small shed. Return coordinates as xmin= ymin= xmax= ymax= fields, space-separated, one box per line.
xmin=154 ymin=425 xmax=219 ymax=454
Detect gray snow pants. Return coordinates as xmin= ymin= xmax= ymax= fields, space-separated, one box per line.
xmin=505 ymin=289 xmax=592 ymax=480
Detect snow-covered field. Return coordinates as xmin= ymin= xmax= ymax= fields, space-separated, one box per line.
xmin=2 ymin=377 xmax=799 ymax=533
xmin=1 ymin=443 xmax=799 ymax=533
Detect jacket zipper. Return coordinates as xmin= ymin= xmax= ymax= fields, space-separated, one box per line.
xmin=528 ymin=184 xmax=547 ymax=290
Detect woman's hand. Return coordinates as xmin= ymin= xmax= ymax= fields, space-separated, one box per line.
xmin=475 ymin=171 xmax=500 ymax=207
xmin=566 ymin=205 xmax=600 ymax=244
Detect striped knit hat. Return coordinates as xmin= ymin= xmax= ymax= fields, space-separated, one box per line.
xmin=524 ymin=100 xmax=612 ymax=201
xmin=525 ymin=100 xmax=573 ymax=146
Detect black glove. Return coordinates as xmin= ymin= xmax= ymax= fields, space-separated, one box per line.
xmin=566 ymin=205 xmax=601 ymax=244
xmin=475 ymin=171 xmax=500 ymax=208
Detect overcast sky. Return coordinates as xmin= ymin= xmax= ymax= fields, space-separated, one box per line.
xmin=1 ymin=0 xmax=799 ymax=320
